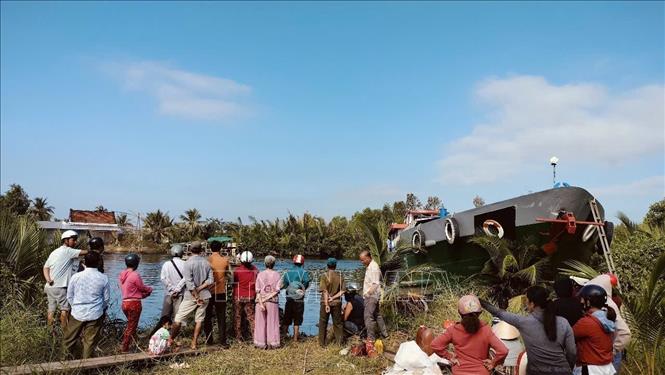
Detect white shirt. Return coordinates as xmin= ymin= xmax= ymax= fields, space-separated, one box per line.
xmin=44 ymin=245 xmax=81 ymax=288
xmin=67 ymin=267 xmax=110 ymax=321
xmin=363 ymin=260 xmax=382 ymax=298
xmin=160 ymin=257 xmax=186 ymax=295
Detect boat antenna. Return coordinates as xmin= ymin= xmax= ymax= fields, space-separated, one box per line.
xmin=550 ymin=156 xmax=559 ymax=187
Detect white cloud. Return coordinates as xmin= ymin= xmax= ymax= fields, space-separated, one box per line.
xmin=104 ymin=60 xmax=251 ymax=121
xmin=438 ymin=76 xmax=664 ymax=185
xmin=590 ymin=175 xmax=665 ymax=197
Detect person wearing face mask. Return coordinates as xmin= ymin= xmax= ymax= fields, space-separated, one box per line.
xmin=480 ymin=286 xmax=577 ymax=375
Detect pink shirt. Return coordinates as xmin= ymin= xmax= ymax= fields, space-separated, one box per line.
xmin=119 ymin=269 xmax=152 ymax=300
xmin=431 ymin=322 xmax=508 ymax=375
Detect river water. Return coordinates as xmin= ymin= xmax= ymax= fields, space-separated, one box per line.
xmin=103 ymin=253 xmax=364 ymax=335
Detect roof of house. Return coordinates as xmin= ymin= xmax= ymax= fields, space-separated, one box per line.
xmin=69 ymin=209 xmax=117 ymax=224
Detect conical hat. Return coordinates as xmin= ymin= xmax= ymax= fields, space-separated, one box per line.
xmin=492 ymin=321 xmax=520 ymax=340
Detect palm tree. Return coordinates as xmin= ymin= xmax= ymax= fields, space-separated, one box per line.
xmin=143 ymin=210 xmax=173 ymax=243
xmin=115 ymin=213 xmax=131 ymax=227
xmin=180 ymin=208 xmax=202 ymax=239
xmin=29 ymin=197 xmax=54 ymax=221
xmin=469 ymin=235 xmax=550 ymax=308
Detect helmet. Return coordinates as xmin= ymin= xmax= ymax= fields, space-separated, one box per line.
xmin=345 ymin=282 xmax=359 ymax=294
xmin=457 ymin=295 xmax=482 ymax=315
xmin=88 ymin=237 xmax=104 ymax=251
xmin=61 ymin=230 xmax=78 ymax=240
xmin=578 ymin=284 xmax=608 ymax=309
xmin=240 ymin=251 xmax=253 ymax=263
xmin=292 ymin=254 xmax=305 ymax=265
xmin=125 ymin=253 xmax=140 ymax=269
xmin=170 ymin=244 xmax=184 ymax=257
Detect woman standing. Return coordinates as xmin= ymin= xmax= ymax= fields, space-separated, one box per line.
xmin=572 ymin=285 xmax=617 ymax=375
xmin=254 ymin=255 xmax=281 ymax=349
xmin=119 ymin=253 xmax=152 ymax=352
xmin=431 ymin=295 xmax=508 ymax=375
xmin=480 ymin=286 xmax=577 ymax=375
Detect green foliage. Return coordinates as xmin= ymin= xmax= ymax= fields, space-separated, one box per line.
xmin=116 ymin=213 xmax=131 ymax=227
xmin=0 ymin=209 xmax=52 ymax=308
xmin=644 ymin=198 xmax=665 ymax=229
xmin=0 ymin=303 xmax=59 ymax=366
xmin=612 ymin=224 xmax=665 ymax=296
xmin=29 ymin=197 xmax=54 ymax=221
xmin=0 ymin=184 xmax=31 ymax=215
xmin=468 ymin=235 xmax=549 ymax=308
xmin=143 ymin=210 xmax=173 ymax=243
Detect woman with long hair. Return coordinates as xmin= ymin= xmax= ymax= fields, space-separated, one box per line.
xmin=572 ymin=284 xmax=617 ymax=375
xmin=431 ymin=295 xmax=508 ymax=375
xmin=480 ymin=286 xmax=577 ymax=375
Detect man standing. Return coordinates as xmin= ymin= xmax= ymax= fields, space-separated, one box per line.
xmin=43 ymin=230 xmax=88 ymax=328
xmin=359 ymin=250 xmax=387 ymax=357
xmin=159 ymin=244 xmax=186 ymax=322
xmin=233 ymin=251 xmax=258 ymax=342
xmin=204 ymin=240 xmax=230 ymax=346
xmin=63 ymin=252 xmax=109 ymax=359
xmin=281 ymin=254 xmax=310 ymax=342
xmin=318 ymin=257 xmax=344 ymax=346
xmin=171 ymin=242 xmax=213 ymax=350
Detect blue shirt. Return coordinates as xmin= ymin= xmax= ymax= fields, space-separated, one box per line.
xmin=67 ymin=267 xmax=110 ymax=321
xmin=281 ymin=265 xmax=311 ymax=300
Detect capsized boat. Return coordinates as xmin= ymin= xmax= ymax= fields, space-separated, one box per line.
xmin=383 ymin=186 xmax=612 ymax=284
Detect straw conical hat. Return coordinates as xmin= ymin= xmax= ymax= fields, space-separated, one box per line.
xmin=492 ymin=321 xmax=520 ymax=340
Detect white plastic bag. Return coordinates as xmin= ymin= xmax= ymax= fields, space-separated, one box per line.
xmin=394 ymin=341 xmax=432 ymax=369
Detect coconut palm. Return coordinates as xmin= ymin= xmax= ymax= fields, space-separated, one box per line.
xmin=115 ymin=213 xmax=131 ymax=227
xmin=468 ymin=235 xmax=550 ymax=308
xmin=29 ymin=197 xmax=54 ymax=221
xmin=143 ymin=210 xmax=173 ymax=243
xmin=0 ymin=209 xmax=51 ymax=307
xmin=180 ymin=208 xmax=202 ymax=239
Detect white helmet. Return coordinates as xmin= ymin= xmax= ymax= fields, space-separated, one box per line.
xmin=240 ymin=251 xmax=254 ymax=263
xmin=170 ymin=244 xmax=184 ymax=257
xmin=61 ymin=230 xmax=78 ymax=240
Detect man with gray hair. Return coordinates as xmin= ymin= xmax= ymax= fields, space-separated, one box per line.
xmin=359 ymin=250 xmax=387 ymax=358
xmin=157 ymin=244 xmax=186 ymax=327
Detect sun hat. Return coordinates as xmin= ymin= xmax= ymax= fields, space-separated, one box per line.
xmin=492 ymin=321 xmax=520 ymax=340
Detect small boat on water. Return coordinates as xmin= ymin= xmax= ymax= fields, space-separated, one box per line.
xmin=383 ymin=186 xmax=613 ymax=285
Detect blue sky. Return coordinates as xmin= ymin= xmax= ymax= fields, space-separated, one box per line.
xmin=1 ymin=2 xmax=663 ymax=223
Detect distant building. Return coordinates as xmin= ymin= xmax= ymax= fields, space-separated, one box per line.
xmin=38 ymin=209 xmax=124 ymax=244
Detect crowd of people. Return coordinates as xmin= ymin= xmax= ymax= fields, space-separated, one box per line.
xmin=43 ymin=230 xmax=632 ymax=375
xmin=42 ymin=230 xmax=379 ymax=359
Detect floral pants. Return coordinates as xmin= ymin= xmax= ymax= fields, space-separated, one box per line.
xmin=234 ymin=298 xmax=255 ymax=341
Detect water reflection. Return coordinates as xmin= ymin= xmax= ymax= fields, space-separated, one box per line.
xmin=103 ymin=253 xmax=363 ymax=335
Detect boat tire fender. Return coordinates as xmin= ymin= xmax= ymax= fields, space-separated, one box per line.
xmin=444 ymin=218 xmax=458 ymax=245
xmin=482 ymin=220 xmax=504 ymax=239
xmin=582 ymin=224 xmax=596 ymax=242
xmin=412 ymin=230 xmax=425 ymax=253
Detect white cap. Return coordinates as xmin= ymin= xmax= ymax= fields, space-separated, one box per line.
xmin=240 ymin=251 xmax=253 ymax=263
xmin=61 ymin=230 xmax=78 ymax=240
xmin=570 ymin=276 xmax=589 ymax=286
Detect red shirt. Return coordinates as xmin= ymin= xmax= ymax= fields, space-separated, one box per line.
xmin=233 ymin=264 xmax=258 ymax=300
xmin=431 ymin=322 xmax=508 ymax=375
xmin=573 ymin=314 xmax=614 ymax=365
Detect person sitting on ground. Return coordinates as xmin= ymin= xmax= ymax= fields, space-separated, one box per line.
xmin=431 ymin=295 xmax=508 ymax=375
xmin=572 ymin=284 xmax=617 ymax=375
xmin=585 ymin=274 xmax=630 ymax=373
xmin=359 ymin=250 xmax=387 ymax=357
xmin=43 ymin=230 xmax=89 ymax=329
xmin=553 ymin=277 xmax=584 ymax=327
xmin=233 ymin=251 xmax=259 ymax=342
xmin=203 ymin=240 xmax=230 ymax=346
xmin=77 ymin=237 xmax=105 ymax=273
xmin=254 ymin=255 xmax=281 ymax=349
xmin=171 ymin=241 xmax=213 ymax=350
xmin=148 ymin=315 xmax=173 ymax=356
xmin=119 ymin=253 xmax=153 ymax=353
xmin=62 ymin=252 xmax=109 ymax=359
xmin=156 ymin=244 xmax=186 ymax=334
xmin=281 ymin=254 xmax=310 ymax=342
xmin=480 ymin=286 xmax=577 ymax=375
xmin=491 ymin=320 xmax=524 ymax=375
xmin=318 ymin=257 xmax=345 ymax=347
xmin=343 ymin=282 xmax=365 ymax=339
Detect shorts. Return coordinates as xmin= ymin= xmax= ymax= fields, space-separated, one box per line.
xmin=161 ymin=294 xmax=183 ymax=319
xmin=174 ymin=298 xmax=209 ymax=323
xmin=45 ymin=286 xmax=70 ymax=312
xmin=283 ymin=298 xmax=304 ymax=326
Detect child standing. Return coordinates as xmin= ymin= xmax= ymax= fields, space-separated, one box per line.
xmin=148 ymin=316 xmax=173 ymax=355
xmin=119 ymin=253 xmax=152 ymax=353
